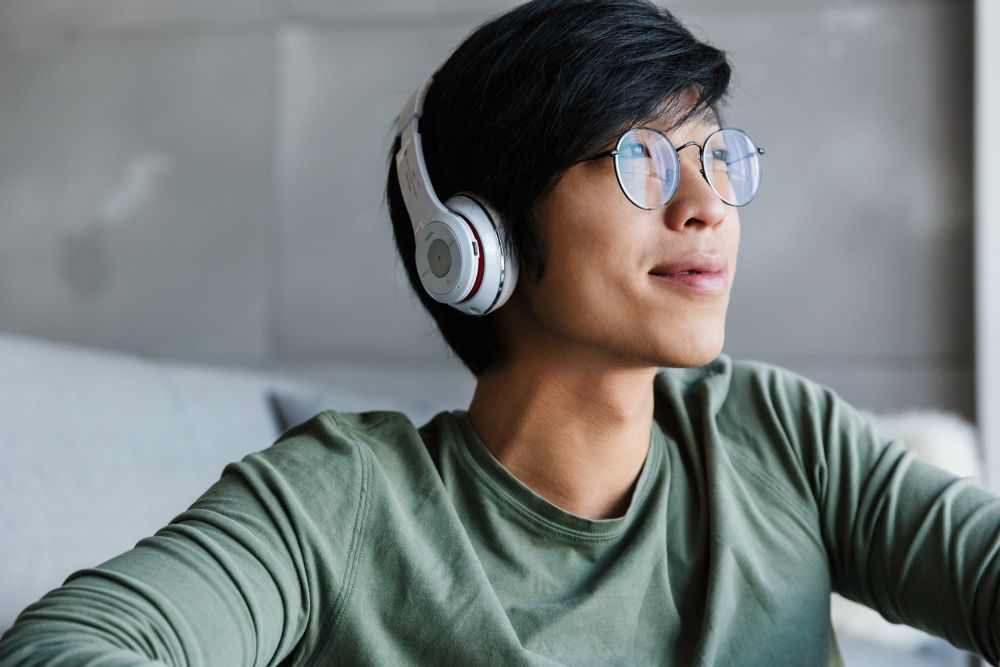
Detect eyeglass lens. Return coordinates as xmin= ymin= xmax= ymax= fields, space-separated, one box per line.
xmin=615 ymin=128 xmax=680 ymax=211
xmin=614 ymin=127 xmax=762 ymax=209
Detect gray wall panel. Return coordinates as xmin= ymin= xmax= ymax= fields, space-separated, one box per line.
xmin=0 ymin=0 xmax=970 ymax=34
xmin=0 ymin=33 xmax=275 ymax=364
xmin=0 ymin=0 xmax=279 ymax=35
xmin=281 ymin=0 xmax=964 ymax=21
xmin=282 ymin=0 xmax=528 ymax=22
xmin=273 ymin=24 xmax=480 ymax=365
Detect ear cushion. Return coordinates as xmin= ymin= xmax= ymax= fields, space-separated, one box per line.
xmin=444 ymin=193 xmax=519 ymax=315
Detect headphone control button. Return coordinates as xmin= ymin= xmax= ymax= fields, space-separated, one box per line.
xmin=428 ymin=238 xmax=452 ymax=278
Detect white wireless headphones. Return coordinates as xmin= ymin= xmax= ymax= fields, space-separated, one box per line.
xmin=393 ymin=74 xmax=519 ymax=317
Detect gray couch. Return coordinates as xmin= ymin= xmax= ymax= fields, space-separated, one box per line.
xmin=0 ymin=331 xmax=465 ymax=634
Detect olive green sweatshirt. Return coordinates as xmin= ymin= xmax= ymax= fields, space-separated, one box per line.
xmin=0 ymin=353 xmax=996 ymax=666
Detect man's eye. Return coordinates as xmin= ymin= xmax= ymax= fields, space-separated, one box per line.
xmin=711 ymin=148 xmax=730 ymax=162
xmin=625 ymin=142 xmax=651 ymax=158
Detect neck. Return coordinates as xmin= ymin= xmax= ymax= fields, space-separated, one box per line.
xmin=466 ymin=349 xmax=659 ymax=521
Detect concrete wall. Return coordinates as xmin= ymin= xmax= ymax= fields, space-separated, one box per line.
xmin=0 ymin=0 xmax=974 ymax=422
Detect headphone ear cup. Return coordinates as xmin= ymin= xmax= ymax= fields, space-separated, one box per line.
xmin=443 ymin=193 xmax=519 ymax=316
xmin=475 ymin=197 xmax=519 ymax=310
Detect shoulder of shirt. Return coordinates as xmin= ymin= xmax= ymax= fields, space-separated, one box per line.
xmin=653 ymin=353 xmax=850 ymax=525
xmin=653 ymin=351 xmax=838 ymax=410
xmin=231 ymin=409 xmax=376 ymax=483
xmin=258 ymin=408 xmax=446 ymax=486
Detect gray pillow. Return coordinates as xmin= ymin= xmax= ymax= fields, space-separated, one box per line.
xmin=268 ymin=386 xmax=444 ymax=433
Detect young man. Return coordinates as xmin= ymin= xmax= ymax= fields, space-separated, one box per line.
xmin=2 ymin=1 xmax=998 ymax=665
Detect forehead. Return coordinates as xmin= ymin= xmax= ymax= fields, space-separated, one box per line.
xmin=585 ymin=92 xmax=724 ymax=155
xmin=595 ymin=108 xmax=719 ymax=154
xmin=645 ymin=83 xmax=718 ymax=121
xmin=645 ymin=104 xmax=721 ymax=140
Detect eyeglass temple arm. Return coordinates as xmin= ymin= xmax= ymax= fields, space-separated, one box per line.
xmin=578 ymin=148 xmax=619 ymax=163
xmin=724 ymin=146 xmax=767 ymax=166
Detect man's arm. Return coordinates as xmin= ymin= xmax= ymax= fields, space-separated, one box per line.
xmin=796 ymin=378 xmax=1000 ymax=663
xmin=0 ymin=413 xmax=367 ymax=666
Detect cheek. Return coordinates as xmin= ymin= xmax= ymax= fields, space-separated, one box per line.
xmin=528 ymin=229 xmax=653 ymax=342
xmin=534 ymin=234 xmax=620 ymax=312
xmin=727 ymin=211 xmax=741 ymax=272
xmin=533 ymin=179 xmax=642 ymax=312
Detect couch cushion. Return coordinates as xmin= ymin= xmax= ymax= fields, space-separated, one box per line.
xmin=268 ymin=386 xmax=444 ymax=433
xmin=0 ymin=332 xmax=285 ymax=632
xmin=266 ymin=359 xmax=476 ymax=432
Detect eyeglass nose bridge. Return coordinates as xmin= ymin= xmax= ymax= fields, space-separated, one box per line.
xmin=674 ymin=139 xmax=707 ymax=178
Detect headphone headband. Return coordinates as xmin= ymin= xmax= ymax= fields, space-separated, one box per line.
xmin=391 ymin=72 xmax=519 ymax=316
xmin=393 ymin=74 xmax=433 ymax=139
xmin=394 ymin=74 xmax=455 ymax=235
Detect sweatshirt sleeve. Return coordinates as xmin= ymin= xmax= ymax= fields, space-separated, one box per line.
xmin=788 ymin=372 xmax=1000 ymax=663
xmin=0 ymin=412 xmax=369 ymax=667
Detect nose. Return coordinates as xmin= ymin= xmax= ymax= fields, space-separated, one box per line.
xmin=662 ymin=149 xmax=727 ymax=231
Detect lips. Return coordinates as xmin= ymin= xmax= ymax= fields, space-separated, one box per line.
xmin=648 ymin=252 xmax=728 ymax=276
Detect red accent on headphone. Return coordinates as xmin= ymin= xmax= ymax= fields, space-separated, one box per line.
xmin=454 ymin=210 xmax=485 ymax=304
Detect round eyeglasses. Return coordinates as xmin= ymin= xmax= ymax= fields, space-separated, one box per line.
xmin=577 ymin=126 xmax=765 ymax=210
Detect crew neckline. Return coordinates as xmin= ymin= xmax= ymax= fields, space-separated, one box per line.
xmin=450 ymin=410 xmax=665 ymax=542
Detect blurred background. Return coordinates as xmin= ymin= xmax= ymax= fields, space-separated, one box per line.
xmin=0 ymin=0 xmax=996 ymax=665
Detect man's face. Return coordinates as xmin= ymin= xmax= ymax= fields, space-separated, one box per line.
xmin=497 ymin=112 xmax=741 ymax=370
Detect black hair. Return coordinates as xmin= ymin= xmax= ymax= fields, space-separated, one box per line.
xmin=385 ymin=0 xmax=731 ymax=378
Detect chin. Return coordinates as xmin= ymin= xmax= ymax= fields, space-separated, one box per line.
xmin=654 ymin=335 xmax=725 ymax=369
xmin=666 ymin=352 xmax=721 ymax=369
